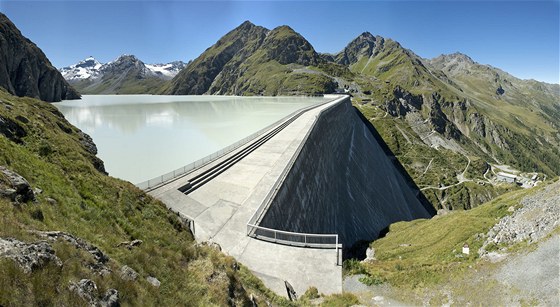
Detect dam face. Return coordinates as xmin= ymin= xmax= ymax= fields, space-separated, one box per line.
xmin=259 ymin=99 xmax=434 ymax=249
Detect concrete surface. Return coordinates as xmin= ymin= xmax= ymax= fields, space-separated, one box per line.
xmin=259 ymin=99 xmax=433 ymax=249
xmin=149 ymin=95 xmax=347 ymax=296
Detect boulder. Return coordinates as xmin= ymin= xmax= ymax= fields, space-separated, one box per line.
xmin=100 ymin=289 xmax=120 ymax=307
xmin=117 ymin=239 xmax=143 ymax=250
xmin=120 ymin=265 xmax=139 ymax=281
xmin=69 ymin=279 xmax=119 ymax=307
xmin=69 ymin=279 xmax=98 ymax=306
xmin=0 ymin=166 xmax=35 ymax=202
xmin=146 ymin=276 xmax=161 ymax=287
xmin=35 ymin=231 xmax=110 ymax=275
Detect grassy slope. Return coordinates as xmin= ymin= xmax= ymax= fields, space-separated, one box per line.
xmin=0 ymin=88 xmax=291 ymax=306
xmin=346 ymin=182 xmax=556 ymax=299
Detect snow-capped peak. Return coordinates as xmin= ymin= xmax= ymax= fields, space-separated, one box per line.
xmin=59 ymin=56 xmax=186 ymax=81
xmin=145 ymin=61 xmax=186 ymax=79
xmin=59 ymin=56 xmax=102 ymax=81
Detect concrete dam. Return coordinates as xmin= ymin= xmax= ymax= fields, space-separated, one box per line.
xmin=255 ymin=99 xmax=435 ymax=250
xmin=146 ymin=95 xmax=435 ymax=296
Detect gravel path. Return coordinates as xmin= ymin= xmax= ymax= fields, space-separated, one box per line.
xmin=495 ymin=234 xmax=559 ymax=306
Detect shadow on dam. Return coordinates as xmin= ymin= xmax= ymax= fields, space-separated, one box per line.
xmin=258 ymin=98 xmax=436 ymax=259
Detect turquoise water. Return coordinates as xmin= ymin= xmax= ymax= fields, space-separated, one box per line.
xmin=55 ymin=95 xmax=328 ymax=184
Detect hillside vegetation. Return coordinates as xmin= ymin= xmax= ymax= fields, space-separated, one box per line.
xmin=346 ymin=179 xmax=559 ymax=305
xmin=0 ymin=88 xmax=292 ymax=306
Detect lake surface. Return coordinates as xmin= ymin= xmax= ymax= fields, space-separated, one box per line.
xmin=55 ymin=95 xmax=328 ymax=184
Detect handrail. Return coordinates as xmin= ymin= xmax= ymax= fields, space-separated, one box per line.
xmin=136 ymin=96 xmax=337 ymax=191
xmin=246 ymin=95 xmax=349 ymax=266
xmin=247 ymin=224 xmax=341 ymax=265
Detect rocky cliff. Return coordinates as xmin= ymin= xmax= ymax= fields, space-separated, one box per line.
xmin=0 ymin=13 xmax=79 ymax=102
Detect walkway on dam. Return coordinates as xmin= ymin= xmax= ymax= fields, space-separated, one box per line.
xmin=148 ymin=95 xmax=346 ymax=296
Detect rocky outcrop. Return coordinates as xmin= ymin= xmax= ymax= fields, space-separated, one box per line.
xmin=76 ymin=131 xmax=106 ymax=174
xmin=479 ymin=180 xmax=560 ymax=256
xmin=36 ymin=231 xmax=111 ymax=275
xmin=78 ymin=131 xmax=99 ymax=155
xmin=384 ymin=86 xmax=423 ymax=117
xmin=0 ymin=13 xmax=80 ymax=102
xmin=69 ymin=279 xmax=119 ymax=307
xmin=0 ymin=238 xmax=62 ymax=273
xmin=426 ymin=93 xmax=462 ymax=140
xmin=0 ymin=166 xmax=35 ymax=202
xmin=0 ymin=114 xmax=27 ymax=144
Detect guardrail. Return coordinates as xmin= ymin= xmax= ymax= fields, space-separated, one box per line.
xmin=247 ymin=224 xmax=340 ymax=265
xmin=246 ymin=95 xmax=349 ymax=266
xmin=136 ymin=96 xmax=339 ymax=191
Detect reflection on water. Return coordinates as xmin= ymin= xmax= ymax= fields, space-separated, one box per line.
xmin=55 ymin=95 xmax=328 ymax=184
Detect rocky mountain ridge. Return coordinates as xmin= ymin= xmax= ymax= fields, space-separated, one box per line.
xmin=0 ymin=13 xmax=79 ymax=102
xmin=163 ymin=21 xmax=336 ymax=95
xmin=60 ymin=55 xmax=185 ymax=94
xmin=60 ymin=55 xmax=185 ymax=81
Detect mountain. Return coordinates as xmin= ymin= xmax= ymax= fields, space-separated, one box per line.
xmin=332 ymin=32 xmax=559 ymax=210
xmin=160 ymin=22 xmax=559 ymax=210
xmin=163 ymin=21 xmax=336 ymax=96
xmin=60 ymin=55 xmax=186 ymax=94
xmin=0 ymin=13 xmax=79 ymax=102
xmin=58 ymin=56 xmax=103 ymax=81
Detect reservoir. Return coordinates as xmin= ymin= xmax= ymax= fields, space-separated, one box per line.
xmin=55 ymin=95 xmax=328 ymax=184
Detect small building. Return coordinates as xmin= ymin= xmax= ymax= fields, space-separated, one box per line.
xmin=496 ymin=172 xmax=517 ymax=183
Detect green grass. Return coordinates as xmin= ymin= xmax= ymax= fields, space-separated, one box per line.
xmin=0 ymin=88 xmax=293 ymax=306
xmin=356 ymin=185 xmax=544 ymax=288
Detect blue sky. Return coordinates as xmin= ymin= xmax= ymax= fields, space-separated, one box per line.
xmin=1 ymin=0 xmax=559 ymax=83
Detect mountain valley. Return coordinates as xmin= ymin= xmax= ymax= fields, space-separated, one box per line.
xmin=0 ymin=11 xmax=558 ymax=306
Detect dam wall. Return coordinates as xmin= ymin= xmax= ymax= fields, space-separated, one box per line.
xmin=258 ymin=98 xmax=435 ymax=249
